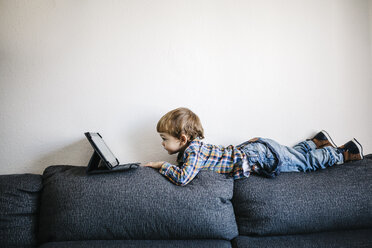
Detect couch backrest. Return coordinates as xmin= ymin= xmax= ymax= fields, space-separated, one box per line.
xmin=38 ymin=166 xmax=238 ymax=243
xmin=0 ymin=174 xmax=42 ymax=247
xmin=232 ymin=156 xmax=372 ymax=236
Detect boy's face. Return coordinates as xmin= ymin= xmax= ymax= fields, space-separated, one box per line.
xmin=159 ymin=132 xmax=186 ymax=155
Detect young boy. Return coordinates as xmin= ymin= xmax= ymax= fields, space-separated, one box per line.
xmin=143 ymin=107 xmax=364 ymax=186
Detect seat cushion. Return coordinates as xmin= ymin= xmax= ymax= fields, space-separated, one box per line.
xmin=39 ymin=239 xmax=232 ymax=248
xmin=0 ymin=174 xmax=42 ymax=247
xmin=232 ymin=229 xmax=372 ymax=248
xmin=38 ymin=165 xmax=238 ymax=243
xmin=232 ymin=155 xmax=372 ymax=236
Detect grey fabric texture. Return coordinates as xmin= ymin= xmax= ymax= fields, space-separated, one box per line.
xmin=232 ymin=156 xmax=372 ymax=236
xmin=38 ymin=165 xmax=238 ymax=243
xmin=0 ymin=174 xmax=42 ymax=248
xmin=232 ymin=229 xmax=372 ymax=248
xmin=39 ymin=239 xmax=232 ymax=248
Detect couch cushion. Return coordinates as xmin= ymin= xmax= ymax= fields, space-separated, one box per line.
xmin=232 ymin=155 xmax=372 ymax=236
xmin=232 ymin=229 xmax=372 ymax=248
xmin=38 ymin=166 xmax=238 ymax=243
xmin=0 ymin=174 xmax=42 ymax=247
xmin=39 ymin=239 xmax=232 ymax=248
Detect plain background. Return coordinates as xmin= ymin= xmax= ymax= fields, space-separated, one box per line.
xmin=1 ymin=0 xmax=371 ymax=175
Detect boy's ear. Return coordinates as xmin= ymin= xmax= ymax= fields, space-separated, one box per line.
xmin=180 ymin=134 xmax=189 ymax=144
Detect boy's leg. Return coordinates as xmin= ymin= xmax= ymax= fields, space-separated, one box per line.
xmin=292 ymin=140 xmax=316 ymax=155
xmin=242 ymin=139 xmax=342 ymax=175
xmin=275 ymin=141 xmax=344 ymax=172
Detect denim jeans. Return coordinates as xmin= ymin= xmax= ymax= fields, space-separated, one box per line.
xmin=240 ymin=138 xmax=344 ymax=178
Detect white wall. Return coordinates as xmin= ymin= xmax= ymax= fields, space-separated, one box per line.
xmin=1 ymin=0 xmax=371 ymax=175
xmin=370 ymin=0 xmax=372 ymax=58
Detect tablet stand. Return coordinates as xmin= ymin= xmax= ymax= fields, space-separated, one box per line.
xmin=86 ymin=151 xmax=106 ymax=173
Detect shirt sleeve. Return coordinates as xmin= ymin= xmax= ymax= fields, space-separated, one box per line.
xmin=159 ymin=150 xmax=202 ymax=186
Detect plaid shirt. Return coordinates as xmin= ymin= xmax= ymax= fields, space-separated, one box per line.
xmin=159 ymin=138 xmax=248 ymax=186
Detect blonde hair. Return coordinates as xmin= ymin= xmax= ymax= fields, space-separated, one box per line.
xmin=157 ymin=107 xmax=204 ymax=140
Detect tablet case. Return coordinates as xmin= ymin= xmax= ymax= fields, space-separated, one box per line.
xmin=85 ymin=132 xmax=140 ymax=174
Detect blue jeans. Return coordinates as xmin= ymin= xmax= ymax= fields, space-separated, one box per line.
xmin=240 ymin=138 xmax=344 ymax=178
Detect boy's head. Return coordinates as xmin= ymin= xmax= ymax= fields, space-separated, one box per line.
xmin=157 ymin=107 xmax=204 ymax=154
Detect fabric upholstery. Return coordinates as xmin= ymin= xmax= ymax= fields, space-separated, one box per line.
xmin=39 ymin=239 xmax=232 ymax=248
xmin=232 ymin=156 xmax=372 ymax=236
xmin=38 ymin=165 xmax=238 ymax=243
xmin=0 ymin=174 xmax=42 ymax=247
xmin=232 ymin=229 xmax=372 ymax=248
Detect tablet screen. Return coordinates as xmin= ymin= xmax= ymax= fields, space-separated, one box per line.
xmin=89 ymin=133 xmax=119 ymax=167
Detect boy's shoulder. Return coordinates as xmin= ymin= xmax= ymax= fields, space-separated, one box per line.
xmin=186 ymin=138 xmax=225 ymax=151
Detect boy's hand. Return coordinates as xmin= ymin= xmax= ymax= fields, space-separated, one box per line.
xmin=143 ymin=161 xmax=165 ymax=169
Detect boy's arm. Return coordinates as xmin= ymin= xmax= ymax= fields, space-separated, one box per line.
xmin=159 ymin=151 xmax=202 ymax=186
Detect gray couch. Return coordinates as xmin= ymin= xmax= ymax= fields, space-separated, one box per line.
xmin=1 ymin=155 xmax=371 ymax=248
